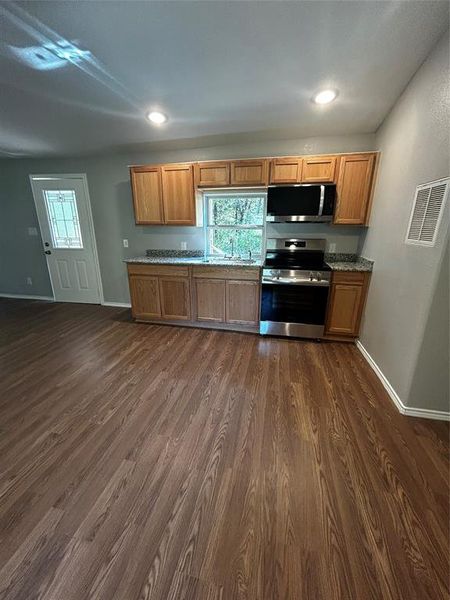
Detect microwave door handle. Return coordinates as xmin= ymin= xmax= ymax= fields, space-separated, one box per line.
xmin=318 ymin=185 xmax=325 ymax=216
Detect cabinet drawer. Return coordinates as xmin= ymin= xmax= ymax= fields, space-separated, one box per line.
xmin=127 ymin=264 xmax=189 ymax=278
xmin=192 ymin=266 xmax=260 ymax=281
xmin=332 ymin=271 xmax=367 ymax=285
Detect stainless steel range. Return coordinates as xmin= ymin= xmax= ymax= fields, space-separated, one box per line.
xmin=260 ymin=238 xmax=331 ymax=339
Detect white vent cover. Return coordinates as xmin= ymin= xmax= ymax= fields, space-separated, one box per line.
xmin=405 ymin=178 xmax=449 ymax=246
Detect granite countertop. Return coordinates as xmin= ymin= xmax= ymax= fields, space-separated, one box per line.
xmin=125 ymin=250 xmax=263 ymax=268
xmin=325 ymin=253 xmax=374 ymax=272
xmin=125 ymin=250 xmax=372 ymax=272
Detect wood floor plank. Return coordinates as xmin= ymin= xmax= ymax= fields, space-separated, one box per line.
xmin=0 ymin=299 xmax=448 ymax=600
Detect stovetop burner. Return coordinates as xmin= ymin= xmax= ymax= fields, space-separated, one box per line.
xmin=264 ymin=238 xmax=330 ymax=272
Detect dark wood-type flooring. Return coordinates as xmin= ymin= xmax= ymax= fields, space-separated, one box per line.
xmin=0 ymin=299 xmax=448 ymax=600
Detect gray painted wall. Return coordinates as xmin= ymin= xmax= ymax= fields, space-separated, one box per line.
xmin=360 ymin=32 xmax=450 ymax=412
xmin=0 ymin=133 xmax=374 ymax=303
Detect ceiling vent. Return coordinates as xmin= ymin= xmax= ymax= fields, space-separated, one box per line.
xmin=405 ymin=178 xmax=449 ymax=246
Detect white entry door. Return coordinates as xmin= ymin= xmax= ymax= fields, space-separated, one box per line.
xmin=30 ymin=175 xmax=102 ymax=304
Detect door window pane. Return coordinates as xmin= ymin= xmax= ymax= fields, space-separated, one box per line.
xmin=44 ymin=190 xmax=83 ymax=248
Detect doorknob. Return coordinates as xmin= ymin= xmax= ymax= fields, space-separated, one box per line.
xmin=44 ymin=250 xmax=52 ymax=255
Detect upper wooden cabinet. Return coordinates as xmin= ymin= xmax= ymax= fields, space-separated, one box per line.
xmin=130 ymin=151 xmax=379 ymax=226
xmin=230 ymin=159 xmax=269 ymax=186
xmin=130 ymin=166 xmax=164 ymax=225
xmin=130 ymin=163 xmax=196 ymax=226
xmin=301 ymin=155 xmax=337 ymax=183
xmin=334 ymin=153 xmax=377 ymax=225
xmin=161 ymin=164 xmax=196 ymax=225
xmin=269 ymin=157 xmax=303 ymax=184
xmin=195 ymin=161 xmax=230 ymax=187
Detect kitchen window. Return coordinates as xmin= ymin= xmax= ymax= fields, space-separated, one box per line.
xmin=204 ymin=191 xmax=266 ymax=258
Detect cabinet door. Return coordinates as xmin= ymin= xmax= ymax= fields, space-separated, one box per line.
xmin=159 ymin=277 xmax=191 ymax=320
xmin=195 ymin=162 xmax=230 ymax=187
xmin=269 ymin=157 xmax=303 ymax=184
xmin=230 ymin=160 xmax=269 ymax=186
xmin=195 ymin=279 xmax=225 ymax=322
xmin=129 ymin=275 xmax=161 ymax=319
xmin=130 ymin=167 xmax=164 ymax=224
xmin=334 ymin=154 xmax=376 ymax=224
xmin=301 ymin=156 xmax=337 ymax=183
xmin=325 ymin=282 xmax=365 ymax=336
xmin=161 ymin=164 xmax=196 ymax=225
xmin=226 ymin=280 xmax=259 ymax=325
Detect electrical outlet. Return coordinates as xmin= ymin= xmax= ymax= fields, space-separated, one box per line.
xmin=180 ymin=241 xmax=187 ymax=250
xmin=26 ymin=277 xmax=32 ymax=286
xmin=329 ymin=243 xmax=337 ymax=253
xmin=123 ymin=239 xmax=129 ymax=248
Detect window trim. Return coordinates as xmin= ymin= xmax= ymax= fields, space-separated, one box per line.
xmin=203 ymin=189 xmax=267 ymax=258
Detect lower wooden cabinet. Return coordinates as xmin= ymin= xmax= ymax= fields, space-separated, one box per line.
xmin=195 ymin=279 xmax=226 ymax=322
xmin=127 ymin=265 xmax=191 ymax=322
xmin=225 ymin=280 xmax=259 ymax=325
xmin=129 ymin=275 xmax=161 ymax=319
xmin=128 ymin=264 xmax=260 ymax=331
xmin=159 ymin=277 xmax=191 ymax=320
xmin=325 ymin=272 xmax=370 ymax=338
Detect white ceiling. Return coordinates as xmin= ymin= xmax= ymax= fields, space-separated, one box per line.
xmin=0 ymin=1 xmax=448 ymax=157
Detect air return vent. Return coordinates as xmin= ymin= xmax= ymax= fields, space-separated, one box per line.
xmin=405 ymin=178 xmax=449 ymax=246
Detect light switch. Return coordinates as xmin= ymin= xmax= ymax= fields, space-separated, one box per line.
xmin=329 ymin=243 xmax=336 ymax=253
xmin=28 ymin=227 xmax=38 ymax=236
xmin=123 ymin=239 xmax=129 ymax=248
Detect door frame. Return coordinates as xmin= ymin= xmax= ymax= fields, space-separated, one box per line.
xmin=29 ymin=173 xmax=104 ymax=304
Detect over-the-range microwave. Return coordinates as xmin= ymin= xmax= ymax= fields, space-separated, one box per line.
xmin=266 ymin=184 xmax=336 ymax=223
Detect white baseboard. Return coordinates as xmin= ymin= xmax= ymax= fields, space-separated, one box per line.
xmin=0 ymin=293 xmax=54 ymax=301
xmin=102 ymin=301 xmax=131 ymax=308
xmin=356 ymin=341 xmax=449 ymax=422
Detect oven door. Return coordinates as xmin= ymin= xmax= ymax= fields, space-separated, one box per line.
xmin=260 ymin=281 xmax=329 ymax=338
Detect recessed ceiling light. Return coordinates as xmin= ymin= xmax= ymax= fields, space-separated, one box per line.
xmin=147 ymin=111 xmax=168 ymax=124
xmin=313 ymin=90 xmax=337 ymax=105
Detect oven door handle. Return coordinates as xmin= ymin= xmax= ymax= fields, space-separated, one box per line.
xmin=262 ymin=278 xmax=330 ymax=287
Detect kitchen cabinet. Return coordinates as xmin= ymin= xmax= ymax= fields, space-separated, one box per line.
xmin=301 ymin=156 xmax=337 ymax=183
xmin=195 ymin=161 xmax=230 ymax=187
xmin=161 ymin=163 xmax=196 ymax=225
xmin=159 ymin=277 xmax=191 ymax=320
xmin=225 ymin=280 xmax=259 ymax=325
xmin=195 ymin=279 xmax=226 ymax=322
xmin=127 ymin=264 xmax=191 ymax=322
xmin=325 ymin=271 xmax=370 ymax=337
xmin=130 ymin=166 xmax=164 ymax=225
xmin=269 ymin=157 xmax=303 ymax=184
xmin=130 ymin=163 xmax=196 ymax=226
xmin=128 ymin=263 xmax=260 ymax=331
xmin=230 ymin=159 xmax=269 ymax=186
xmin=193 ymin=265 xmax=260 ymax=327
xmin=129 ymin=274 xmax=161 ymax=319
xmin=334 ymin=153 xmax=377 ymax=225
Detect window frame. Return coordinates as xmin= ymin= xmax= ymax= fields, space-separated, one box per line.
xmin=203 ymin=189 xmax=267 ymax=258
